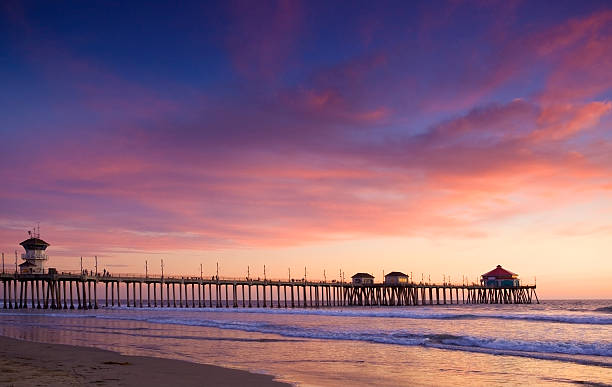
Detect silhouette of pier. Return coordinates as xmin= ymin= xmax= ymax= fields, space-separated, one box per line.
xmin=0 ymin=272 xmax=539 ymax=310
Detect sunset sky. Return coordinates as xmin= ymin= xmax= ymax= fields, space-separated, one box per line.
xmin=1 ymin=1 xmax=611 ymax=299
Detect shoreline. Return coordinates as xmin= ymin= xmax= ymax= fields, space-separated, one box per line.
xmin=0 ymin=335 xmax=290 ymax=386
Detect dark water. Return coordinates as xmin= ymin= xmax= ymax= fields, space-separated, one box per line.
xmin=0 ymin=300 xmax=610 ymax=386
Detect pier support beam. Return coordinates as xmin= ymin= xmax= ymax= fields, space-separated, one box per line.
xmin=172 ymin=283 xmax=176 ymax=308
xmin=291 ymin=285 xmax=295 ymax=308
xmin=198 ymin=283 xmax=202 ymax=308
xmin=87 ymin=281 xmax=92 ymax=309
xmin=167 ymin=283 xmax=171 ymax=308
xmin=94 ymin=281 xmax=98 ymax=309
xmin=225 ymin=284 xmax=229 ymax=308
xmin=248 ymin=285 xmax=252 ymax=308
xmin=117 ymin=281 xmax=121 ymax=307
xmin=76 ymin=281 xmax=82 ymax=309
xmin=191 ymin=284 xmax=195 ymax=308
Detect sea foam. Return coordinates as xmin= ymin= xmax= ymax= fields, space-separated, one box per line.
xmin=90 ymin=313 xmax=612 ymax=360
xmin=102 ymin=305 xmax=612 ymax=325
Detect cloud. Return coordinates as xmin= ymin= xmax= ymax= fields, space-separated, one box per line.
xmin=1 ymin=3 xmax=611 ymax=259
xmin=534 ymin=10 xmax=612 ymax=103
xmin=533 ymin=101 xmax=612 ymax=141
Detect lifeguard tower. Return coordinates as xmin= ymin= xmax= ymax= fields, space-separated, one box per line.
xmin=19 ymin=226 xmax=49 ymax=274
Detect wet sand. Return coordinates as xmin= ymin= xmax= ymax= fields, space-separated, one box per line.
xmin=0 ymin=336 xmax=289 ymax=386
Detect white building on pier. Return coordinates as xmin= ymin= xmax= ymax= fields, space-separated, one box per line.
xmin=19 ymin=230 xmax=49 ymax=274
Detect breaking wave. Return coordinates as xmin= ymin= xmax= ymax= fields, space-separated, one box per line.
xmin=100 ymin=306 xmax=612 ymax=325
xmin=89 ymin=313 xmax=612 ymax=365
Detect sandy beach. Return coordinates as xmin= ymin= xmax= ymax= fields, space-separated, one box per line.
xmin=0 ymin=336 xmax=289 ymax=387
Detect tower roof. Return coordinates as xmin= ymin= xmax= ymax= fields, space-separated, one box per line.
xmin=481 ymin=265 xmax=518 ymax=279
xmin=20 ymin=237 xmax=50 ymax=250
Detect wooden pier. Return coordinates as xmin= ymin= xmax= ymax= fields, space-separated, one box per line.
xmin=0 ymin=272 xmax=539 ymax=310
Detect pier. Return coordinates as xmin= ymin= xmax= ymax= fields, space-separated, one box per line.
xmin=0 ymin=272 xmax=539 ymax=310
xmin=1 ymin=231 xmax=539 ymax=310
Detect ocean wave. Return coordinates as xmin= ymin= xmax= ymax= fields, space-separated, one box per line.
xmin=229 ymin=306 xmax=612 ymax=325
xmin=93 ymin=314 xmax=612 ymax=361
xmin=594 ymin=306 xmax=612 ymax=314
xmin=3 ymin=305 xmax=612 ymax=325
xmin=105 ymin=306 xmax=612 ymax=325
xmin=2 ymin=309 xmax=611 ymax=367
xmin=2 ymin=307 xmax=612 ymax=326
xmin=493 ymin=313 xmax=612 ymax=325
xmin=0 ymin=311 xmax=96 ymax=319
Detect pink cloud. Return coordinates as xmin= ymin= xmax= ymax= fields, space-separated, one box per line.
xmin=533 ymin=101 xmax=612 ymax=141
xmin=534 ymin=10 xmax=612 ymax=103
xmin=2 ymin=4 xmax=612 ymax=268
xmin=535 ymin=10 xmax=612 ymax=56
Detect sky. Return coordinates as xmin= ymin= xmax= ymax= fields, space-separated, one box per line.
xmin=1 ymin=1 xmax=611 ymax=299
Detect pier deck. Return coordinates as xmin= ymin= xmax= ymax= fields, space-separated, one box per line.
xmin=0 ymin=273 xmax=538 ymax=310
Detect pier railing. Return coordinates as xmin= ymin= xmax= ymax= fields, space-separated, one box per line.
xmin=1 ymin=269 xmax=536 ymax=287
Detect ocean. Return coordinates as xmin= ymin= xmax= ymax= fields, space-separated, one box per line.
xmin=0 ymin=300 xmax=610 ymax=386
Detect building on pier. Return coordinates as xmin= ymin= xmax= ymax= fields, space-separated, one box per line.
xmin=384 ymin=272 xmax=409 ymax=284
xmin=19 ymin=230 xmax=50 ymax=274
xmin=351 ymin=273 xmax=374 ymax=285
xmin=481 ymin=265 xmax=519 ymax=287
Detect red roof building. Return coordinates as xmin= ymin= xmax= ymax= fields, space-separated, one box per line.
xmin=481 ymin=265 xmax=519 ymax=287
